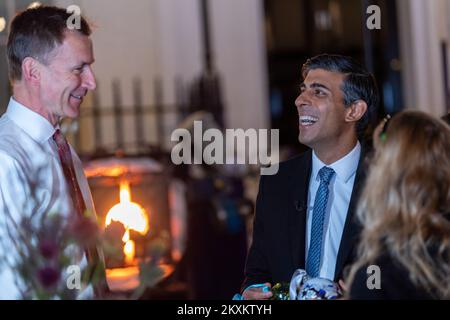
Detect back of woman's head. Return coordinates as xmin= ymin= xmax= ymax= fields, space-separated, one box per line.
xmin=370 ymin=111 xmax=449 ymax=228
xmin=350 ymin=110 xmax=450 ymax=298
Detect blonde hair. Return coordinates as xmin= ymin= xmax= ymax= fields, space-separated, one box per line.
xmin=346 ymin=110 xmax=450 ymax=298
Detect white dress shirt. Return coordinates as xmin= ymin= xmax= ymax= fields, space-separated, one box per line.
xmin=305 ymin=142 xmax=361 ymax=280
xmin=0 ymin=97 xmax=94 ymax=299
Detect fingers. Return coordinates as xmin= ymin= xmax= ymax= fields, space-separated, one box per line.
xmin=373 ymin=119 xmax=386 ymax=150
xmin=338 ymin=279 xmax=347 ymax=292
xmin=242 ymin=283 xmax=273 ymax=300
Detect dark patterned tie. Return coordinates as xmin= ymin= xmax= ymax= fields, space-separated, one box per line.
xmin=53 ymin=129 xmax=86 ymax=219
xmin=306 ymin=166 xmax=335 ymax=277
xmin=53 ymin=129 xmax=108 ymax=297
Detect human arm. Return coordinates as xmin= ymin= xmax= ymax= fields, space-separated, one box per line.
xmin=0 ymin=152 xmax=33 ymax=299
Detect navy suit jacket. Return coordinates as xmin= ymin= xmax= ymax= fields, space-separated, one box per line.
xmin=242 ymin=146 xmax=368 ymax=290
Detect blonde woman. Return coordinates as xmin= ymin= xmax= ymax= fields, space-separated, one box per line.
xmin=346 ymin=110 xmax=450 ymax=299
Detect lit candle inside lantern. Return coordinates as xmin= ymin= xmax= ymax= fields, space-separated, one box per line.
xmin=105 ymin=181 xmax=149 ymax=264
xmin=124 ymin=240 xmax=135 ymax=265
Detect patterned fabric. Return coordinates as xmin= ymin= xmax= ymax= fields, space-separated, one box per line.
xmin=53 ymin=129 xmax=86 ymax=218
xmin=289 ymin=268 xmax=342 ymax=300
xmin=53 ymin=129 xmax=107 ymax=297
xmin=306 ymin=166 xmax=335 ymax=277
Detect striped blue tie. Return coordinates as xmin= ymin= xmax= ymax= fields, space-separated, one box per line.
xmin=306 ymin=166 xmax=335 ymax=277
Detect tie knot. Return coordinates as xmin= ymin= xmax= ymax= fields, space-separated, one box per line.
xmin=52 ymin=129 xmax=70 ymax=153
xmin=318 ymin=166 xmax=335 ymax=185
xmin=53 ymin=128 xmax=68 ymax=145
xmin=52 ymin=128 xmax=63 ymax=143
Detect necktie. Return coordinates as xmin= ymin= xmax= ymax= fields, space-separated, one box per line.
xmin=306 ymin=166 xmax=335 ymax=277
xmin=53 ymin=129 xmax=86 ymax=219
xmin=52 ymin=129 xmax=108 ymax=297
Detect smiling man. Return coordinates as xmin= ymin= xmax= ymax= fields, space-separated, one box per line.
xmin=242 ymin=54 xmax=379 ymax=299
xmin=0 ymin=6 xmax=106 ymax=299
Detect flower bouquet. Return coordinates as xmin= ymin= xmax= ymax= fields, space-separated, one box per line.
xmin=1 ymin=207 xmax=169 ymax=300
xmin=0 ymin=174 xmax=168 ymax=300
xmin=270 ymin=282 xmax=290 ymax=300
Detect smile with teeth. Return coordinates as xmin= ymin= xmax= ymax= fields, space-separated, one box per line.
xmin=299 ymin=115 xmax=319 ymax=126
xmin=70 ymin=94 xmax=83 ymax=101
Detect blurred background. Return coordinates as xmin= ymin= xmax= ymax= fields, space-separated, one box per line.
xmin=0 ymin=0 xmax=449 ymax=299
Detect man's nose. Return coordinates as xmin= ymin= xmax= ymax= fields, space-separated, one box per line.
xmin=83 ymin=66 xmax=97 ymax=91
xmin=295 ymin=90 xmax=311 ymax=108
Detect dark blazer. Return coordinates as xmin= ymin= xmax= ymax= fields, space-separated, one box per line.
xmin=242 ymin=146 xmax=368 ymax=290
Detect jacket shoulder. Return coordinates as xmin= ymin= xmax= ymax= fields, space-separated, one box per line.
xmin=279 ymin=151 xmax=311 ymax=170
xmin=264 ymin=150 xmax=311 ymax=181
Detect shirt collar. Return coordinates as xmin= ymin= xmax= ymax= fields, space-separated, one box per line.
xmin=5 ymin=97 xmax=56 ymax=144
xmin=311 ymin=141 xmax=361 ymax=184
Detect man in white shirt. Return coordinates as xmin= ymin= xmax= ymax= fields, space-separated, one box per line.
xmin=0 ymin=6 xmax=104 ymax=299
xmin=242 ymin=54 xmax=379 ymax=299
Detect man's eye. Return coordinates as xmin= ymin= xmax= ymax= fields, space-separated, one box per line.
xmin=315 ymin=89 xmax=326 ymax=96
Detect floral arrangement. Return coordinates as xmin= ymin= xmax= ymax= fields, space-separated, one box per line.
xmin=0 ymin=176 xmax=168 ymax=300
xmin=270 ymin=282 xmax=290 ymax=300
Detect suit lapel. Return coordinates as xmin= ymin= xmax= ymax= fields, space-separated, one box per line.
xmin=288 ymin=150 xmax=312 ymax=269
xmin=333 ymin=146 xmax=368 ymax=281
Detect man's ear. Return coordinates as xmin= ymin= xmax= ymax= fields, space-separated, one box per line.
xmin=21 ymin=57 xmax=41 ymax=85
xmin=345 ymin=100 xmax=367 ymax=123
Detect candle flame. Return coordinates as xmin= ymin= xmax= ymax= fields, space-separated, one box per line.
xmin=105 ymin=181 xmax=149 ymax=263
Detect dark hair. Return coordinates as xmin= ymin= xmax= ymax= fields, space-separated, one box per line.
xmin=301 ymin=54 xmax=379 ymax=137
xmin=442 ymin=112 xmax=450 ymax=126
xmin=7 ymin=5 xmax=91 ymax=81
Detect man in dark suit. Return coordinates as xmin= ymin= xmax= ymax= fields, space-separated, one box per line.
xmin=242 ymin=54 xmax=379 ymax=299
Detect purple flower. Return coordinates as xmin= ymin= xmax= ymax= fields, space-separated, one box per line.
xmin=37 ymin=267 xmax=60 ymax=289
xmin=68 ymin=216 xmax=99 ymax=246
xmin=39 ymin=240 xmax=59 ymax=260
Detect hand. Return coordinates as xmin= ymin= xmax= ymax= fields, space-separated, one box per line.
xmin=242 ymin=283 xmax=273 ymax=300
xmin=338 ymin=279 xmax=348 ymax=299
xmin=373 ymin=116 xmax=390 ymax=150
